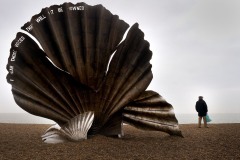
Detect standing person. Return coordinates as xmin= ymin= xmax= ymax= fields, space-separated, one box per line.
xmin=195 ymin=96 xmax=208 ymax=128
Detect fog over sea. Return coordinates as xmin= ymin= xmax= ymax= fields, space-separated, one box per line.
xmin=0 ymin=113 xmax=239 ymax=124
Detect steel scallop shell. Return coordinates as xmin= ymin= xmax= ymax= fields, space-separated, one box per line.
xmin=6 ymin=2 xmax=182 ymax=141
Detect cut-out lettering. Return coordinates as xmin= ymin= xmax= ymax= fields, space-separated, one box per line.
xmin=10 ymin=50 xmax=17 ymax=61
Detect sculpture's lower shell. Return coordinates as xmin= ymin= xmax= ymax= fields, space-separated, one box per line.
xmin=42 ymin=112 xmax=94 ymax=143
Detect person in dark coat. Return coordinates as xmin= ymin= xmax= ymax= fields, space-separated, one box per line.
xmin=195 ymin=96 xmax=208 ymax=128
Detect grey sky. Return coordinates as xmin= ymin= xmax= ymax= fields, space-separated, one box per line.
xmin=0 ymin=0 xmax=239 ymax=114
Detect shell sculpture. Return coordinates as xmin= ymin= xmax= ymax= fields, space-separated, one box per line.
xmin=6 ymin=2 xmax=182 ymax=143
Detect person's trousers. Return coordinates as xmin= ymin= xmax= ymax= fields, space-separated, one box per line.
xmin=198 ymin=116 xmax=207 ymax=127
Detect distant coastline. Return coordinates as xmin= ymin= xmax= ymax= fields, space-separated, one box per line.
xmin=0 ymin=113 xmax=240 ymax=124
xmin=176 ymin=113 xmax=240 ymax=124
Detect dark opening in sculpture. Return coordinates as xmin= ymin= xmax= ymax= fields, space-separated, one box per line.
xmin=6 ymin=2 xmax=182 ymax=143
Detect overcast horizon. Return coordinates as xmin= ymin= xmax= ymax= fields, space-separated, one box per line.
xmin=0 ymin=0 xmax=240 ymax=115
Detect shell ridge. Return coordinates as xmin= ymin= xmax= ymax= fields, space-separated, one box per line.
xmin=100 ymin=25 xmax=152 ymax=116
xmin=93 ymin=7 xmax=109 ymax=90
xmin=63 ymin=3 xmax=86 ymax=85
xmin=9 ymin=33 xmax=87 ymax=119
xmin=10 ymin=73 xmax=73 ymax=121
xmin=131 ymin=90 xmax=159 ymax=102
xmin=43 ymin=7 xmax=77 ymax=77
xmin=99 ymin=44 xmax=126 ymax=115
xmin=96 ymin=32 xmax=129 ymax=114
xmin=8 ymin=34 xmax=76 ymax=118
xmin=24 ymin=11 xmax=65 ymax=69
xmin=106 ymin=70 xmax=153 ymax=119
xmin=12 ymin=87 xmax=71 ymax=120
xmin=123 ymin=91 xmax=182 ymax=137
xmin=82 ymin=5 xmax=90 ymax=86
xmin=96 ymin=43 xmax=125 ymax=114
xmin=23 ymin=62 xmax=79 ymax=117
xmin=13 ymin=92 xmax=68 ymax=124
xmin=59 ymin=112 xmax=94 ymax=141
xmin=104 ymin=54 xmax=151 ymax=110
xmin=89 ymin=7 xmax=121 ymax=111
xmin=58 ymin=76 xmax=86 ymax=115
xmin=84 ymin=112 xmax=94 ymax=134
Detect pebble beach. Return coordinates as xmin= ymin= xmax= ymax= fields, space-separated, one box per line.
xmin=0 ymin=123 xmax=239 ymax=159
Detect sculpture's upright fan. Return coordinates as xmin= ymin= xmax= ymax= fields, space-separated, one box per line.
xmin=7 ymin=2 xmax=182 ymax=143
